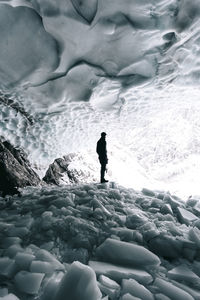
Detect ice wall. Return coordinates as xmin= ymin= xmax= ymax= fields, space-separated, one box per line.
xmin=1 ymin=0 xmax=200 ymax=197
xmin=2 ymin=0 xmax=198 ymax=99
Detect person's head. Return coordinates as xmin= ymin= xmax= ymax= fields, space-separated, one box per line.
xmin=101 ymin=132 xmax=106 ymax=139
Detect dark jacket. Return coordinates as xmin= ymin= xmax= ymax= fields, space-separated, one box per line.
xmin=96 ymin=137 xmax=108 ymax=164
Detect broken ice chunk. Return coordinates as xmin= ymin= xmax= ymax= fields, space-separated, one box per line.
xmin=98 ymin=282 xmax=120 ymax=300
xmin=121 ymin=278 xmax=154 ymax=300
xmin=160 ymin=204 xmax=173 ymax=215
xmin=91 ymin=198 xmax=111 ymax=216
xmin=177 ymin=207 xmax=198 ymax=225
xmin=193 ymin=201 xmax=200 ymax=215
xmin=164 ymin=195 xmax=183 ymax=209
xmin=35 ymin=249 xmax=65 ymax=271
xmin=5 ymin=244 xmax=23 ymax=258
xmin=120 ymin=293 xmax=141 ymax=300
xmin=15 ymin=252 xmax=35 ymax=270
xmin=188 ymin=227 xmax=200 ymax=247
xmin=141 ymin=188 xmax=156 ymax=197
xmin=89 ymin=261 xmax=153 ymax=285
xmin=41 ymin=272 xmax=64 ymax=300
xmin=148 ymin=235 xmax=182 ymax=259
xmin=0 ymin=287 xmax=8 ymax=297
xmin=30 ymin=260 xmax=54 ymax=274
xmin=155 ymin=294 xmax=171 ymax=300
xmin=98 ymin=275 xmax=120 ymax=300
xmin=15 ymin=215 xmax=34 ymax=229
xmin=54 ymin=261 xmax=102 ymax=300
xmin=154 ymin=277 xmax=194 ymax=300
xmin=167 ymin=265 xmax=200 ymax=285
xmin=99 ymin=275 xmax=120 ymax=290
xmin=0 ymin=257 xmax=17 ymax=278
xmin=7 ymin=226 xmax=29 ymax=238
xmin=14 ymin=271 xmax=45 ymax=294
xmin=2 ymin=237 xmax=22 ymax=248
xmin=170 ymin=279 xmax=200 ymax=299
xmin=0 ymin=294 xmax=20 ymax=300
xmin=96 ymin=238 xmax=160 ymax=267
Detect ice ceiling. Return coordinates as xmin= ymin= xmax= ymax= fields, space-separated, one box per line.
xmin=1 ymin=0 xmax=200 ymax=198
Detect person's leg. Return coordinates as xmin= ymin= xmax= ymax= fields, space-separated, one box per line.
xmin=100 ymin=163 xmax=106 ymax=183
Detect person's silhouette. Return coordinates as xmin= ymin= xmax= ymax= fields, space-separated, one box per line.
xmin=96 ymin=132 xmax=108 ymax=183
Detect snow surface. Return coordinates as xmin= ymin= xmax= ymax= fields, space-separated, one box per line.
xmin=1 ymin=182 xmax=200 ymax=299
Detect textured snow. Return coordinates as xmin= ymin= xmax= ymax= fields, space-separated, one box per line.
xmin=0 ymin=182 xmax=200 ymax=299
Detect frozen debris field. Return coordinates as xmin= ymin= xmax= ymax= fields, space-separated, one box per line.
xmin=1 ymin=183 xmax=200 ymax=300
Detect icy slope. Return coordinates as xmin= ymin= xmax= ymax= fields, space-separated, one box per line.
xmin=1 ymin=183 xmax=200 ymax=299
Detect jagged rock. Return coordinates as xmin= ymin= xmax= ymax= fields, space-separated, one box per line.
xmin=43 ymin=153 xmax=97 ymax=185
xmin=43 ymin=157 xmax=72 ymax=185
xmin=0 ymin=139 xmax=40 ymax=196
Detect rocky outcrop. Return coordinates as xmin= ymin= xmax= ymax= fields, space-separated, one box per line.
xmin=43 ymin=155 xmax=76 ymax=185
xmin=43 ymin=153 xmax=97 ymax=185
xmin=0 ymin=139 xmax=40 ymax=196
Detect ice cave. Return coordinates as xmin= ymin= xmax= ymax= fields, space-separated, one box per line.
xmin=1 ymin=0 xmax=200 ymax=299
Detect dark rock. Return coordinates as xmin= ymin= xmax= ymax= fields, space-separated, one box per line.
xmin=0 ymin=139 xmax=40 ymax=196
xmin=43 ymin=153 xmax=97 ymax=185
xmin=43 ymin=154 xmax=77 ymax=185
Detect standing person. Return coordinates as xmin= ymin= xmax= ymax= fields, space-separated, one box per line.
xmin=96 ymin=132 xmax=108 ymax=183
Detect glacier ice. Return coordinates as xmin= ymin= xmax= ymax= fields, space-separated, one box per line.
xmin=0 ymin=4 xmax=58 ymax=88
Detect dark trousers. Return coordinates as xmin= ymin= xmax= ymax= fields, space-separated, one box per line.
xmin=100 ymin=162 xmax=107 ymax=182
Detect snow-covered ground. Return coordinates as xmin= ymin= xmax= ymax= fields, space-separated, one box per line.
xmin=1 ymin=182 xmax=200 ymax=300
